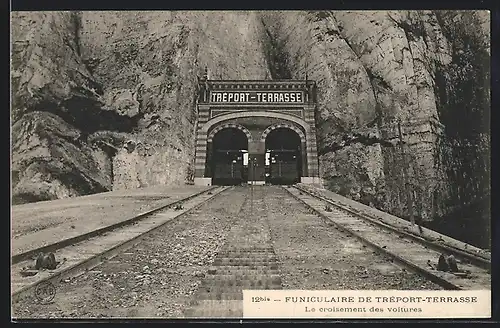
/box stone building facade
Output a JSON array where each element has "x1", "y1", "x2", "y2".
[{"x1": 194, "y1": 77, "x2": 322, "y2": 186}]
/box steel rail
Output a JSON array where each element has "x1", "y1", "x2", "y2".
[
  {"x1": 293, "y1": 185, "x2": 491, "y2": 270},
  {"x1": 284, "y1": 186, "x2": 490, "y2": 291},
  {"x1": 12, "y1": 186, "x2": 219, "y2": 265},
  {"x1": 12, "y1": 186, "x2": 230, "y2": 303}
]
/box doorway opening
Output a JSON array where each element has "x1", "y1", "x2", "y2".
[
  {"x1": 264, "y1": 127, "x2": 302, "y2": 185},
  {"x1": 211, "y1": 128, "x2": 248, "y2": 185}
]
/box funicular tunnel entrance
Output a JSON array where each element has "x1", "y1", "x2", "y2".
[
  {"x1": 265, "y1": 128, "x2": 302, "y2": 185},
  {"x1": 211, "y1": 128, "x2": 248, "y2": 185}
]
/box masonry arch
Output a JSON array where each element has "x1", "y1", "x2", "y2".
[
  {"x1": 194, "y1": 80, "x2": 320, "y2": 186},
  {"x1": 201, "y1": 111, "x2": 311, "y2": 136},
  {"x1": 207, "y1": 122, "x2": 253, "y2": 143},
  {"x1": 261, "y1": 123, "x2": 306, "y2": 143}
]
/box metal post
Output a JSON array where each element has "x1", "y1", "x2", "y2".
[
  {"x1": 250, "y1": 157, "x2": 254, "y2": 213},
  {"x1": 253, "y1": 157, "x2": 256, "y2": 186},
  {"x1": 397, "y1": 119, "x2": 415, "y2": 226}
]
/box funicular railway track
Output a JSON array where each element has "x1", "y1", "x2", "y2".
[
  {"x1": 284, "y1": 185, "x2": 491, "y2": 291},
  {"x1": 11, "y1": 186, "x2": 230, "y2": 304},
  {"x1": 12, "y1": 184, "x2": 490, "y2": 319},
  {"x1": 182, "y1": 187, "x2": 282, "y2": 318}
]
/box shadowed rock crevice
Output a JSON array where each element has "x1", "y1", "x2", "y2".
[
  {"x1": 429, "y1": 11, "x2": 490, "y2": 248},
  {"x1": 31, "y1": 96, "x2": 141, "y2": 135},
  {"x1": 318, "y1": 132, "x2": 395, "y2": 156},
  {"x1": 71, "y1": 11, "x2": 82, "y2": 57},
  {"x1": 260, "y1": 18, "x2": 292, "y2": 79}
]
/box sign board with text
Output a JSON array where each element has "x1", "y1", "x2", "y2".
[
  {"x1": 243, "y1": 290, "x2": 491, "y2": 319},
  {"x1": 210, "y1": 91, "x2": 304, "y2": 104}
]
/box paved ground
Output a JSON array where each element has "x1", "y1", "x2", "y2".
[{"x1": 11, "y1": 185, "x2": 211, "y2": 255}]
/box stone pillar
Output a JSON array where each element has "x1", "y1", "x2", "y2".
[
  {"x1": 305, "y1": 126, "x2": 319, "y2": 177},
  {"x1": 205, "y1": 142, "x2": 213, "y2": 177},
  {"x1": 194, "y1": 105, "x2": 211, "y2": 186},
  {"x1": 301, "y1": 141, "x2": 307, "y2": 177},
  {"x1": 301, "y1": 105, "x2": 321, "y2": 184},
  {"x1": 248, "y1": 140, "x2": 266, "y2": 185}
]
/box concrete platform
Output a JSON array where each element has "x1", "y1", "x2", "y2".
[
  {"x1": 194, "y1": 178, "x2": 212, "y2": 186},
  {"x1": 297, "y1": 184, "x2": 491, "y2": 257},
  {"x1": 300, "y1": 176, "x2": 325, "y2": 185},
  {"x1": 11, "y1": 185, "x2": 212, "y2": 256}
]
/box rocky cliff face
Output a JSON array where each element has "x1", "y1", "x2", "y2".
[
  {"x1": 260, "y1": 10, "x2": 490, "y2": 247},
  {"x1": 11, "y1": 11, "x2": 270, "y2": 203},
  {"x1": 10, "y1": 11, "x2": 490, "y2": 246}
]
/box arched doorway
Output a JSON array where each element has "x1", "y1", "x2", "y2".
[
  {"x1": 264, "y1": 127, "x2": 303, "y2": 185},
  {"x1": 210, "y1": 128, "x2": 249, "y2": 185}
]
